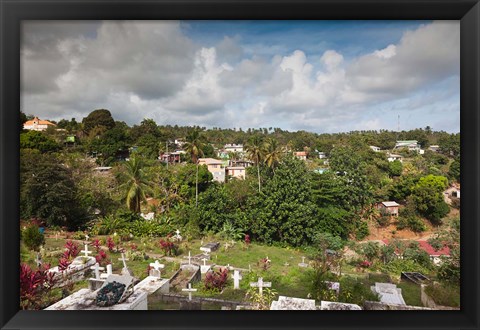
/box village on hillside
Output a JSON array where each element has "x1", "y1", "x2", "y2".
[{"x1": 19, "y1": 111, "x2": 460, "y2": 311}]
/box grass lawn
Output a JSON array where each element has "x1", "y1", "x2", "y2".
[{"x1": 397, "y1": 280, "x2": 423, "y2": 306}]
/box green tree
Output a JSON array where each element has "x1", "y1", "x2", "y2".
[
  {"x1": 448, "y1": 158, "x2": 460, "y2": 182},
  {"x1": 388, "y1": 160, "x2": 403, "y2": 177},
  {"x1": 82, "y1": 109, "x2": 115, "y2": 135},
  {"x1": 412, "y1": 175, "x2": 449, "y2": 225},
  {"x1": 245, "y1": 135, "x2": 266, "y2": 193},
  {"x1": 21, "y1": 156, "x2": 85, "y2": 229},
  {"x1": 264, "y1": 138, "x2": 282, "y2": 173},
  {"x1": 246, "y1": 156, "x2": 317, "y2": 246},
  {"x1": 184, "y1": 130, "x2": 206, "y2": 206},
  {"x1": 117, "y1": 157, "x2": 151, "y2": 213},
  {"x1": 20, "y1": 131, "x2": 60, "y2": 153}
]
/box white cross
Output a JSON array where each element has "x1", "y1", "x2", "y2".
[
  {"x1": 232, "y1": 270, "x2": 242, "y2": 290},
  {"x1": 90, "y1": 262, "x2": 105, "y2": 280},
  {"x1": 202, "y1": 258, "x2": 208, "y2": 266},
  {"x1": 100, "y1": 264, "x2": 113, "y2": 279},
  {"x1": 265, "y1": 256, "x2": 270, "y2": 263},
  {"x1": 85, "y1": 234, "x2": 90, "y2": 241},
  {"x1": 302, "y1": 256, "x2": 306, "y2": 264},
  {"x1": 182, "y1": 282, "x2": 197, "y2": 301},
  {"x1": 118, "y1": 252, "x2": 129, "y2": 269},
  {"x1": 184, "y1": 251, "x2": 192, "y2": 265},
  {"x1": 250, "y1": 277, "x2": 271, "y2": 296},
  {"x1": 224, "y1": 242, "x2": 229, "y2": 250},
  {"x1": 149, "y1": 260, "x2": 165, "y2": 278},
  {"x1": 35, "y1": 253, "x2": 42, "y2": 267},
  {"x1": 81, "y1": 244, "x2": 92, "y2": 258},
  {"x1": 175, "y1": 229, "x2": 180, "y2": 236}
]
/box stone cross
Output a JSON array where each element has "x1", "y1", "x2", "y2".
[
  {"x1": 232, "y1": 270, "x2": 242, "y2": 290},
  {"x1": 90, "y1": 262, "x2": 105, "y2": 280},
  {"x1": 250, "y1": 277, "x2": 271, "y2": 296},
  {"x1": 118, "y1": 252, "x2": 129, "y2": 269},
  {"x1": 100, "y1": 264, "x2": 113, "y2": 279},
  {"x1": 35, "y1": 253, "x2": 42, "y2": 267},
  {"x1": 149, "y1": 260, "x2": 165, "y2": 278},
  {"x1": 81, "y1": 244, "x2": 92, "y2": 258},
  {"x1": 182, "y1": 282, "x2": 197, "y2": 301},
  {"x1": 184, "y1": 251, "x2": 192, "y2": 265},
  {"x1": 85, "y1": 234, "x2": 90, "y2": 241},
  {"x1": 202, "y1": 258, "x2": 208, "y2": 266}
]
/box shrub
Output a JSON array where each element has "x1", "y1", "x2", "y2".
[
  {"x1": 20, "y1": 263, "x2": 56, "y2": 310},
  {"x1": 92, "y1": 215, "x2": 128, "y2": 235},
  {"x1": 63, "y1": 240, "x2": 80, "y2": 258},
  {"x1": 106, "y1": 237, "x2": 115, "y2": 252},
  {"x1": 22, "y1": 225, "x2": 45, "y2": 251},
  {"x1": 126, "y1": 219, "x2": 172, "y2": 237},
  {"x1": 397, "y1": 215, "x2": 426, "y2": 233},
  {"x1": 95, "y1": 250, "x2": 110, "y2": 267},
  {"x1": 204, "y1": 268, "x2": 229, "y2": 291},
  {"x1": 338, "y1": 276, "x2": 380, "y2": 305},
  {"x1": 158, "y1": 239, "x2": 178, "y2": 256},
  {"x1": 355, "y1": 221, "x2": 369, "y2": 240}
]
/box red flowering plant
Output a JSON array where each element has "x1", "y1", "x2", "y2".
[
  {"x1": 106, "y1": 236, "x2": 115, "y2": 252},
  {"x1": 359, "y1": 260, "x2": 372, "y2": 268},
  {"x1": 57, "y1": 240, "x2": 80, "y2": 271},
  {"x1": 20, "y1": 263, "x2": 56, "y2": 310},
  {"x1": 92, "y1": 239, "x2": 101, "y2": 252},
  {"x1": 159, "y1": 239, "x2": 177, "y2": 256},
  {"x1": 130, "y1": 243, "x2": 138, "y2": 251},
  {"x1": 258, "y1": 257, "x2": 271, "y2": 271},
  {"x1": 204, "y1": 267, "x2": 229, "y2": 292},
  {"x1": 95, "y1": 250, "x2": 111, "y2": 267},
  {"x1": 244, "y1": 234, "x2": 251, "y2": 247}
]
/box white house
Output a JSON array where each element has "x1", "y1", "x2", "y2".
[
  {"x1": 23, "y1": 117, "x2": 56, "y2": 131},
  {"x1": 394, "y1": 140, "x2": 421, "y2": 152},
  {"x1": 369, "y1": 146, "x2": 381, "y2": 152},
  {"x1": 225, "y1": 166, "x2": 246, "y2": 180},
  {"x1": 224, "y1": 144, "x2": 244, "y2": 153},
  {"x1": 294, "y1": 151, "x2": 307, "y2": 161},
  {"x1": 387, "y1": 153, "x2": 403, "y2": 163},
  {"x1": 198, "y1": 158, "x2": 225, "y2": 182}
]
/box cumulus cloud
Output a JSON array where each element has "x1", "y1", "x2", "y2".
[{"x1": 21, "y1": 20, "x2": 459, "y2": 133}]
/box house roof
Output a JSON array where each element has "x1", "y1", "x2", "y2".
[
  {"x1": 388, "y1": 154, "x2": 403, "y2": 158},
  {"x1": 417, "y1": 241, "x2": 450, "y2": 256},
  {"x1": 294, "y1": 151, "x2": 307, "y2": 156},
  {"x1": 199, "y1": 158, "x2": 223, "y2": 165},
  {"x1": 381, "y1": 201, "x2": 400, "y2": 207},
  {"x1": 226, "y1": 166, "x2": 245, "y2": 170},
  {"x1": 24, "y1": 117, "x2": 56, "y2": 126}
]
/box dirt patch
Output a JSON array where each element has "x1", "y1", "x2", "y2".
[{"x1": 365, "y1": 220, "x2": 434, "y2": 241}]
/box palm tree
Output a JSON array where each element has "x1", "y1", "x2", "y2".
[
  {"x1": 118, "y1": 157, "x2": 151, "y2": 213},
  {"x1": 245, "y1": 135, "x2": 266, "y2": 193},
  {"x1": 264, "y1": 138, "x2": 282, "y2": 173},
  {"x1": 183, "y1": 129, "x2": 205, "y2": 164},
  {"x1": 183, "y1": 130, "x2": 205, "y2": 207}
]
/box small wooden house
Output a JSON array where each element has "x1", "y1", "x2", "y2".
[{"x1": 377, "y1": 201, "x2": 400, "y2": 216}]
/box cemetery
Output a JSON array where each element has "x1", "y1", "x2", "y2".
[{"x1": 19, "y1": 227, "x2": 460, "y2": 311}]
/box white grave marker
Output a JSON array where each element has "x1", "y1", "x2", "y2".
[
  {"x1": 118, "y1": 252, "x2": 129, "y2": 269},
  {"x1": 35, "y1": 253, "x2": 42, "y2": 267},
  {"x1": 182, "y1": 283, "x2": 197, "y2": 301},
  {"x1": 81, "y1": 244, "x2": 92, "y2": 258},
  {"x1": 184, "y1": 251, "x2": 192, "y2": 265},
  {"x1": 90, "y1": 263, "x2": 105, "y2": 280},
  {"x1": 232, "y1": 270, "x2": 242, "y2": 290},
  {"x1": 250, "y1": 277, "x2": 271, "y2": 296},
  {"x1": 100, "y1": 264, "x2": 113, "y2": 279},
  {"x1": 202, "y1": 258, "x2": 208, "y2": 266},
  {"x1": 149, "y1": 260, "x2": 165, "y2": 278}
]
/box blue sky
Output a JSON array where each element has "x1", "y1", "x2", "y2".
[{"x1": 21, "y1": 20, "x2": 459, "y2": 133}]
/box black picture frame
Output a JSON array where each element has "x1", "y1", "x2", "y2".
[{"x1": 1, "y1": 0, "x2": 479, "y2": 329}]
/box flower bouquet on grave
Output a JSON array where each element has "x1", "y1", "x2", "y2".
[{"x1": 95, "y1": 281, "x2": 126, "y2": 307}]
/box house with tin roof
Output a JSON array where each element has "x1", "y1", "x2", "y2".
[{"x1": 23, "y1": 117, "x2": 56, "y2": 131}]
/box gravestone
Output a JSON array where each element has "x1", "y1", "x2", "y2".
[
  {"x1": 250, "y1": 277, "x2": 271, "y2": 296},
  {"x1": 173, "y1": 229, "x2": 182, "y2": 242},
  {"x1": 270, "y1": 296, "x2": 316, "y2": 310},
  {"x1": 81, "y1": 244, "x2": 92, "y2": 258},
  {"x1": 149, "y1": 260, "x2": 165, "y2": 278},
  {"x1": 35, "y1": 253, "x2": 42, "y2": 267},
  {"x1": 100, "y1": 264, "x2": 113, "y2": 279},
  {"x1": 182, "y1": 282, "x2": 197, "y2": 301},
  {"x1": 200, "y1": 242, "x2": 220, "y2": 254},
  {"x1": 90, "y1": 263, "x2": 105, "y2": 280},
  {"x1": 183, "y1": 251, "x2": 192, "y2": 265},
  {"x1": 232, "y1": 270, "x2": 242, "y2": 290},
  {"x1": 118, "y1": 252, "x2": 133, "y2": 276},
  {"x1": 298, "y1": 256, "x2": 308, "y2": 268},
  {"x1": 325, "y1": 281, "x2": 340, "y2": 295},
  {"x1": 200, "y1": 258, "x2": 211, "y2": 274}
]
